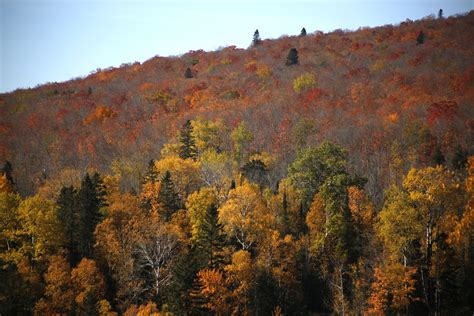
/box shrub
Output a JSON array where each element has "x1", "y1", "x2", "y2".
[{"x1": 293, "y1": 73, "x2": 317, "y2": 93}]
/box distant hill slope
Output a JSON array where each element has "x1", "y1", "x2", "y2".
[{"x1": 1, "y1": 11, "x2": 473, "y2": 198}]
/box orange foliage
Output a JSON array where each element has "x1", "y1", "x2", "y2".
[{"x1": 83, "y1": 105, "x2": 117, "y2": 125}]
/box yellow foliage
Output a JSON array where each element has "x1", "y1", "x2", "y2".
[
  {"x1": 0, "y1": 174, "x2": 13, "y2": 193},
  {"x1": 154, "y1": 156, "x2": 203, "y2": 197},
  {"x1": 218, "y1": 182, "x2": 274, "y2": 250},
  {"x1": 256, "y1": 63, "x2": 272, "y2": 79},
  {"x1": 293, "y1": 73, "x2": 317, "y2": 93},
  {"x1": 370, "y1": 59, "x2": 385, "y2": 72},
  {"x1": 18, "y1": 195, "x2": 63, "y2": 259}
]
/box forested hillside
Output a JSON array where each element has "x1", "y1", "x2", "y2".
[{"x1": 0, "y1": 11, "x2": 473, "y2": 315}]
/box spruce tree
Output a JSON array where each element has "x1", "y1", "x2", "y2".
[
  {"x1": 286, "y1": 48, "x2": 299, "y2": 65},
  {"x1": 197, "y1": 203, "x2": 225, "y2": 268},
  {"x1": 300, "y1": 27, "x2": 307, "y2": 36},
  {"x1": 184, "y1": 67, "x2": 193, "y2": 79},
  {"x1": 179, "y1": 120, "x2": 197, "y2": 160},
  {"x1": 417, "y1": 31, "x2": 425, "y2": 45},
  {"x1": 159, "y1": 171, "x2": 182, "y2": 220},
  {"x1": 252, "y1": 29, "x2": 261, "y2": 46},
  {"x1": 438, "y1": 9, "x2": 443, "y2": 19},
  {"x1": 143, "y1": 159, "x2": 159, "y2": 184},
  {"x1": 57, "y1": 186, "x2": 77, "y2": 264},
  {"x1": 75, "y1": 173, "x2": 105, "y2": 259}
]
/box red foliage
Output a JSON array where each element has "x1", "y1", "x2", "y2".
[{"x1": 427, "y1": 101, "x2": 458, "y2": 125}]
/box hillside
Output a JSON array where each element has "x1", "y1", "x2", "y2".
[
  {"x1": 1, "y1": 11, "x2": 474, "y2": 315},
  {"x1": 1, "y1": 12, "x2": 473, "y2": 198}
]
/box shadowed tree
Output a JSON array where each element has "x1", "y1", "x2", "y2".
[{"x1": 286, "y1": 48, "x2": 299, "y2": 66}]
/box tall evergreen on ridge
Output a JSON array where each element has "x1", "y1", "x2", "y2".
[
  {"x1": 300, "y1": 27, "x2": 307, "y2": 36},
  {"x1": 252, "y1": 29, "x2": 262, "y2": 46},
  {"x1": 179, "y1": 120, "x2": 198, "y2": 160},
  {"x1": 75, "y1": 172, "x2": 105, "y2": 259}
]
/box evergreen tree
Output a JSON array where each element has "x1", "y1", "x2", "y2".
[
  {"x1": 1, "y1": 161, "x2": 15, "y2": 189},
  {"x1": 241, "y1": 159, "x2": 269, "y2": 188},
  {"x1": 184, "y1": 67, "x2": 193, "y2": 79},
  {"x1": 159, "y1": 171, "x2": 182, "y2": 220},
  {"x1": 143, "y1": 159, "x2": 159, "y2": 184},
  {"x1": 197, "y1": 203, "x2": 225, "y2": 269},
  {"x1": 451, "y1": 146, "x2": 468, "y2": 170},
  {"x1": 75, "y1": 173, "x2": 105, "y2": 259},
  {"x1": 300, "y1": 27, "x2": 307, "y2": 36},
  {"x1": 56, "y1": 186, "x2": 77, "y2": 264},
  {"x1": 438, "y1": 9, "x2": 443, "y2": 19},
  {"x1": 252, "y1": 29, "x2": 261, "y2": 46},
  {"x1": 416, "y1": 31, "x2": 425, "y2": 44},
  {"x1": 286, "y1": 48, "x2": 299, "y2": 66},
  {"x1": 179, "y1": 120, "x2": 198, "y2": 160},
  {"x1": 432, "y1": 146, "x2": 446, "y2": 166}
]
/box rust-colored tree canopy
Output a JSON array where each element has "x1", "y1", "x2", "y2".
[{"x1": 0, "y1": 11, "x2": 473, "y2": 315}]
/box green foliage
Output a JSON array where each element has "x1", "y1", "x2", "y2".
[
  {"x1": 179, "y1": 120, "x2": 198, "y2": 160},
  {"x1": 75, "y1": 172, "x2": 106, "y2": 259},
  {"x1": 160, "y1": 171, "x2": 183, "y2": 219},
  {"x1": 300, "y1": 27, "x2": 307, "y2": 36},
  {"x1": 220, "y1": 90, "x2": 241, "y2": 100},
  {"x1": 186, "y1": 188, "x2": 225, "y2": 268},
  {"x1": 417, "y1": 31, "x2": 425, "y2": 44},
  {"x1": 231, "y1": 121, "x2": 254, "y2": 164},
  {"x1": 241, "y1": 159, "x2": 269, "y2": 188},
  {"x1": 56, "y1": 186, "x2": 76, "y2": 263},
  {"x1": 288, "y1": 141, "x2": 348, "y2": 209},
  {"x1": 293, "y1": 73, "x2": 316, "y2": 93}
]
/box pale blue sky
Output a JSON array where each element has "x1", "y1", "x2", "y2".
[{"x1": 1, "y1": 0, "x2": 472, "y2": 93}]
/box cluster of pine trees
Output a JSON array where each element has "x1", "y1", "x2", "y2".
[{"x1": 1, "y1": 117, "x2": 473, "y2": 315}]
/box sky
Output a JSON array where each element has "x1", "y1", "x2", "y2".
[{"x1": 0, "y1": 0, "x2": 472, "y2": 93}]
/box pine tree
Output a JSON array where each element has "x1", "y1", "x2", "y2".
[
  {"x1": 252, "y1": 29, "x2": 261, "y2": 46},
  {"x1": 75, "y1": 173, "x2": 105, "y2": 259},
  {"x1": 417, "y1": 31, "x2": 425, "y2": 45},
  {"x1": 286, "y1": 48, "x2": 299, "y2": 66},
  {"x1": 179, "y1": 120, "x2": 197, "y2": 160},
  {"x1": 438, "y1": 9, "x2": 443, "y2": 19},
  {"x1": 159, "y1": 171, "x2": 182, "y2": 220},
  {"x1": 56, "y1": 186, "x2": 77, "y2": 264},
  {"x1": 184, "y1": 67, "x2": 193, "y2": 79},
  {"x1": 300, "y1": 27, "x2": 307, "y2": 36}
]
